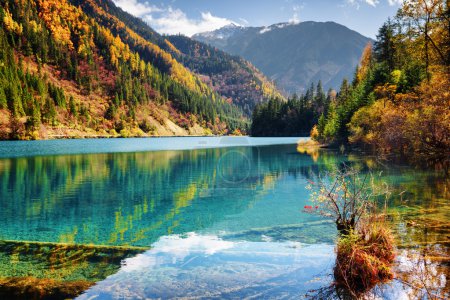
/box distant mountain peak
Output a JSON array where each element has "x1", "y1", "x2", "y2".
[
  {"x1": 258, "y1": 22, "x2": 296, "y2": 34},
  {"x1": 222, "y1": 23, "x2": 242, "y2": 29},
  {"x1": 194, "y1": 21, "x2": 371, "y2": 94},
  {"x1": 193, "y1": 23, "x2": 245, "y2": 41}
]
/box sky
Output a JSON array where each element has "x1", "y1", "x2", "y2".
[{"x1": 112, "y1": 0, "x2": 403, "y2": 38}]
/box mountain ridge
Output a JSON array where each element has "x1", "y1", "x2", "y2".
[{"x1": 194, "y1": 21, "x2": 372, "y2": 94}]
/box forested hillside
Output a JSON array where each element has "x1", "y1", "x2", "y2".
[
  {"x1": 313, "y1": 0, "x2": 449, "y2": 160},
  {"x1": 72, "y1": 0, "x2": 282, "y2": 116},
  {"x1": 251, "y1": 81, "x2": 332, "y2": 137},
  {"x1": 0, "y1": 0, "x2": 255, "y2": 139},
  {"x1": 165, "y1": 35, "x2": 283, "y2": 116},
  {"x1": 251, "y1": 0, "x2": 449, "y2": 162}
]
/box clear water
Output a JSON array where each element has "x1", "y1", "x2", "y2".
[
  {"x1": 0, "y1": 137, "x2": 448, "y2": 299},
  {"x1": 0, "y1": 136, "x2": 305, "y2": 158}
]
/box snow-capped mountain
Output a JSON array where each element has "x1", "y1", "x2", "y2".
[{"x1": 194, "y1": 21, "x2": 372, "y2": 94}]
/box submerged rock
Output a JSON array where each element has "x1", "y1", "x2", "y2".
[{"x1": 0, "y1": 276, "x2": 93, "y2": 300}]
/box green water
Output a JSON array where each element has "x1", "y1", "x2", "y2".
[{"x1": 0, "y1": 137, "x2": 448, "y2": 299}]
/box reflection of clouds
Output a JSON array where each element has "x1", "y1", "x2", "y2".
[
  {"x1": 122, "y1": 233, "x2": 234, "y2": 272},
  {"x1": 78, "y1": 232, "x2": 450, "y2": 299},
  {"x1": 365, "y1": 248, "x2": 449, "y2": 300},
  {"x1": 155, "y1": 233, "x2": 234, "y2": 255},
  {"x1": 392, "y1": 249, "x2": 449, "y2": 299},
  {"x1": 122, "y1": 254, "x2": 157, "y2": 272},
  {"x1": 78, "y1": 234, "x2": 335, "y2": 299}
]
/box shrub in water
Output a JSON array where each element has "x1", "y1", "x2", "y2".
[
  {"x1": 305, "y1": 166, "x2": 395, "y2": 296},
  {"x1": 334, "y1": 223, "x2": 395, "y2": 296}
]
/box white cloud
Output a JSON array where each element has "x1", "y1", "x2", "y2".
[
  {"x1": 113, "y1": 1, "x2": 237, "y2": 37},
  {"x1": 346, "y1": 0, "x2": 403, "y2": 8},
  {"x1": 346, "y1": 0, "x2": 379, "y2": 8},
  {"x1": 239, "y1": 18, "x2": 250, "y2": 26},
  {"x1": 148, "y1": 8, "x2": 236, "y2": 36},
  {"x1": 365, "y1": 0, "x2": 380, "y2": 6},
  {"x1": 113, "y1": 0, "x2": 162, "y2": 17},
  {"x1": 387, "y1": 0, "x2": 403, "y2": 5},
  {"x1": 289, "y1": 5, "x2": 302, "y2": 24}
]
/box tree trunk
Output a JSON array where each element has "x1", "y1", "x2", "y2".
[{"x1": 336, "y1": 218, "x2": 355, "y2": 235}]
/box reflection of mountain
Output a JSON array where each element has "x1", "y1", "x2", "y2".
[{"x1": 0, "y1": 143, "x2": 339, "y2": 298}]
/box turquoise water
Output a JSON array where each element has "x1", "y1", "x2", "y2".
[
  {"x1": 0, "y1": 136, "x2": 305, "y2": 158},
  {"x1": 0, "y1": 137, "x2": 448, "y2": 299}
]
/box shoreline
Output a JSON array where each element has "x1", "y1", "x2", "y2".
[
  {"x1": 0, "y1": 136, "x2": 309, "y2": 159},
  {"x1": 0, "y1": 135, "x2": 311, "y2": 141}
]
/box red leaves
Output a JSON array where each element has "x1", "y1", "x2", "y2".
[
  {"x1": 307, "y1": 179, "x2": 316, "y2": 185},
  {"x1": 303, "y1": 205, "x2": 319, "y2": 212}
]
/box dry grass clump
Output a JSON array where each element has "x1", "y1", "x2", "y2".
[{"x1": 334, "y1": 222, "x2": 395, "y2": 296}]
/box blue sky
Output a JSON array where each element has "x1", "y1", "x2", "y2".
[{"x1": 113, "y1": 0, "x2": 403, "y2": 38}]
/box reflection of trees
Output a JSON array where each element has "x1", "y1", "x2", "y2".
[
  {"x1": 0, "y1": 149, "x2": 263, "y2": 246},
  {"x1": 390, "y1": 193, "x2": 450, "y2": 299},
  {"x1": 386, "y1": 163, "x2": 449, "y2": 297},
  {"x1": 0, "y1": 145, "x2": 448, "y2": 298},
  {"x1": 0, "y1": 145, "x2": 328, "y2": 248},
  {"x1": 0, "y1": 240, "x2": 144, "y2": 281},
  {"x1": 0, "y1": 240, "x2": 145, "y2": 299},
  {"x1": 0, "y1": 144, "x2": 316, "y2": 294},
  {"x1": 298, "y1": 149, "x2": 450, "y2": 298},
  {"x1": 1, "y1": 145, "x2": 446, "y2": 247},
  {"x1": 395, "y1": 246, "x2": 450, "y2": 299}
]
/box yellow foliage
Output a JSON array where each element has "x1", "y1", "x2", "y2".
[
  {"x1": 37, "y1": 0, "x2": 96, "y2": 52},
  {"x1": 349, "y1": 100, "x2": 397, "y2": 149},
  {"x1": 356, "y1": 43, "x2": 373, "y2": 82},
  {"x1": 3, "y1": 9, "x2": 23, "y2": 35},
  {"x1": 78, "y1": 0, "x2": 210, "y2": 94},
  {"x1": 28, "y1": 20, "x2": 41, "y2": 33},
  {"x1": 77, "y1": 43, "x2": 89, "y2": 58},
  {"x1": 231, "y1": 128, "x2": 243, "y2": 136},
  {"x1": 310, "y1": 125, "x2": 319, "y2": 140},
  {"x1": 390, "y1": 70, "x2": 402, "y2": 84},
  {"x1": 349, "y1": 72, "x2": 449, "y2": 157},
  {"x1": 164, "y1": 39, "x2": 181, "y2": 55},
  {"x1": 374, "y1": 83, "x2": 397, "y2": 103}
]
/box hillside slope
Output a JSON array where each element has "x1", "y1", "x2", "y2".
[
  {"x1": 194, "y1": 22, "x2": 372, "y2": 94},
  {"x1": 0, "y1": 0, "x2": 250, "y2": 140},
  {"x1": 72, "y1": 0, "x2": 283, "y2": 116},
  {"x1": 165, "y1": 35, "x2": 284, "y2": 115}
]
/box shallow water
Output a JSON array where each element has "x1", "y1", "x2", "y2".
[{"x1": 0, "y1": 137, "x2": 448, "y2": 299}]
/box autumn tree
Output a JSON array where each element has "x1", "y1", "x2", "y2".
[{"x1": 398, "y1": 0, "x2": 449, "y2": 77}]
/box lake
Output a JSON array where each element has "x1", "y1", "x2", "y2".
[{"x1": 0, "y1": 137, "x2": 448, "y2": 299}]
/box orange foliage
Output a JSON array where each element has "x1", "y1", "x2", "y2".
[
  {"x1": 349, "y1": 72, "x2": 450, "y2": 157},
  {"x1": 356, "y1": 43, "x2": 373, "y2": 83},
  {"x1": 80, "y1": 0, "x2": 208, "y2": 94}
]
